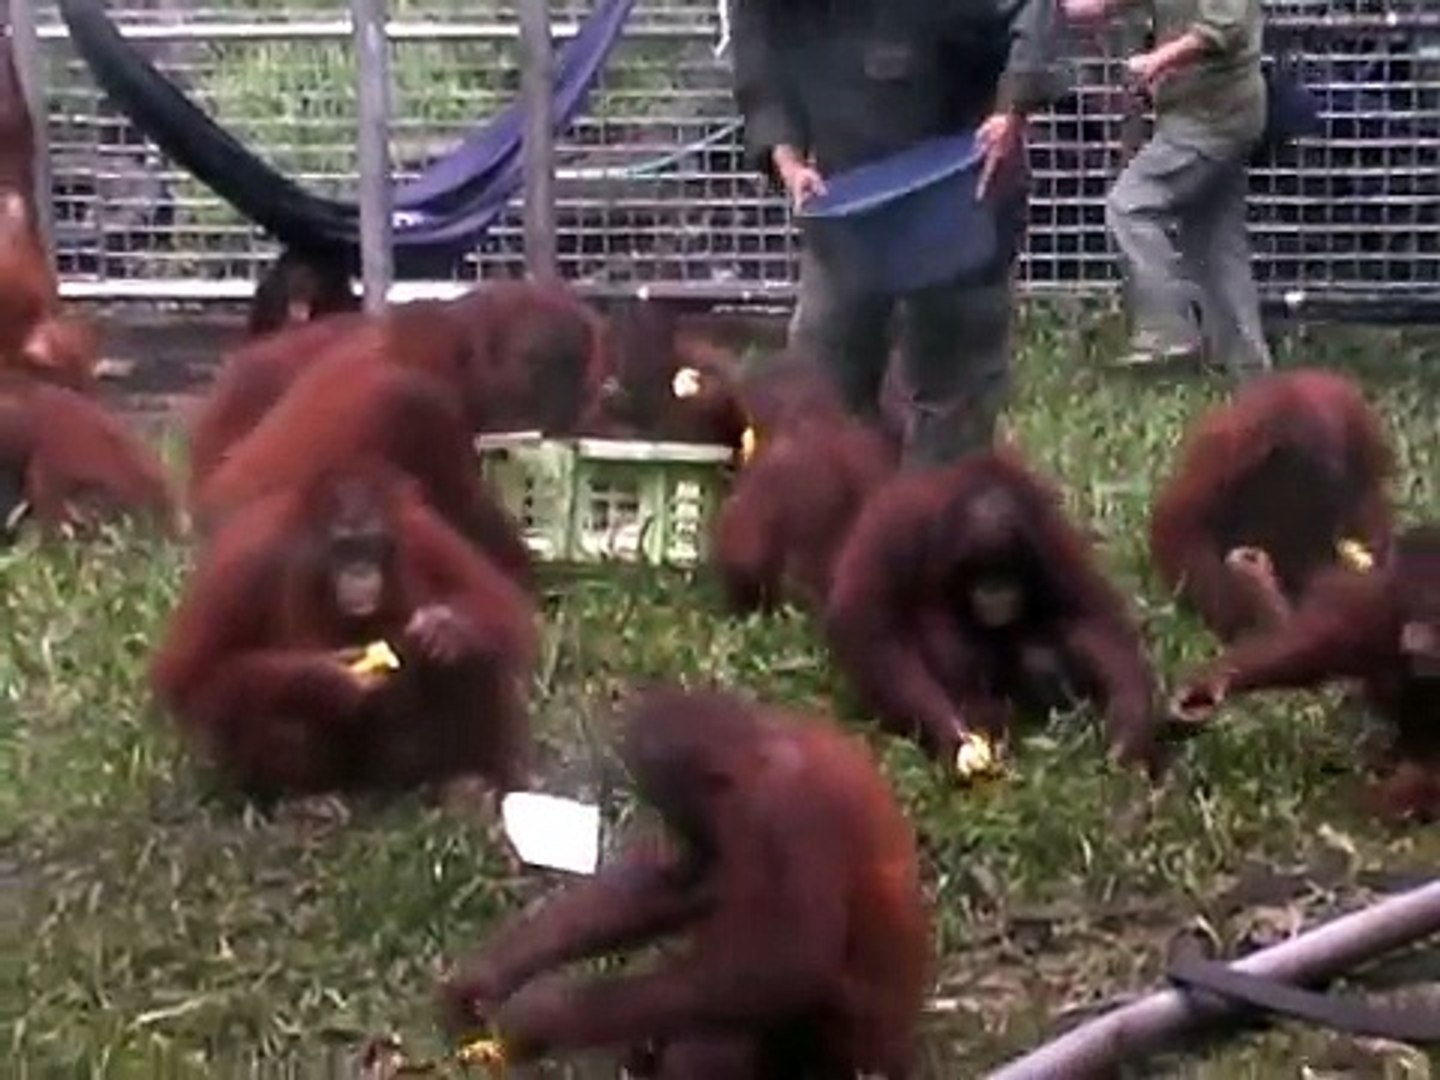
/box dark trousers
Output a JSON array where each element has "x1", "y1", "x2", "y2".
[
  {"x1": 1106, "y1": 130, "x2": 1272, "y2": 378},
  {"x1": 788, "y1": 186, "x2": 1027, "y2": 468}
]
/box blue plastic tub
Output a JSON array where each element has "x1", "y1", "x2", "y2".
[{"x1": 797, "y1": 132, "x2": 993, "y2": 296}]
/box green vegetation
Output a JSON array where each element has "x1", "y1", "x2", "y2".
[
  {"x1": 42, "y1": 0, "x2": 705, "y2": 241},
  {"x1": 4, "y1": 306, "x2": 1439, "y2": 1076}
]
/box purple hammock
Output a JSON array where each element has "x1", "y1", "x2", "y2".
[{"x1": 57, "y1": 0, "x2": 635, "y2": 272}]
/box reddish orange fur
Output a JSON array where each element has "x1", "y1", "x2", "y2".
[
  {"x1": 0, "y1": 375, "x2": 177, "y2": 536},
  {"x1": 713, "y1": 359, "x2": 897, "y2": 613},
  {"x1": 581, "y1": 301, "x2": 749, "y2": 451},
  {"x1": 439, "y1": 281, "x2": 606, "y2": 434},
  {"x1": 187, "y1": 282, "x2": 603, "y2": 493},
  {"x1": 192, "y1": 352, "x2": 534, "y2": 589},
  {"x1": 16, "y1": 311, "x2": 102, "y2": 391},
  {"x1": 441, "y1": 687, "x2": 931, "y2": 1077},
  {"x1": 1149, "y1": 369, "x2": 1394, "y2": 642},
  {"x1": 0, "y1": 36, "x2": 99, "y2": 392},
  {"x1": 735, "y1": 353, "x2": 855, "y2": 435},
  {"x1": 0, "y1": 31, "x2": 37, "y2": 212},
  {"x1": 1, "y1": 34, "x2": 59, "y2": 380},
  {"x1": 1176, "y1": 525, "x2": 1440, "y2": 824},
  {"x1": 186, "y1": 315, "x2": 369, "y2": 495},
  {"x1": 0, "y1": 192, "x2": 100, "y2": 392},
  {"x1": 150, "y1": 461, "x2": 537, "y2": 798},
  {"x1": 1369, "y1": 762, "x2": 1440, "y2": 825},
  {"x1": 0, "y1": 192, "x2": 55, "y2": 358},
  {"x1": 826, "y1": 448, "x2": 1162, "y2": 775}
]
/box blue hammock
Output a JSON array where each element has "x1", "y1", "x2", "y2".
[{"x1": 57, "y1": 0, "x2": 634, "y2": 270}]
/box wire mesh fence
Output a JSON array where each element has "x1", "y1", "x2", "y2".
[{"x1": 25, "y1": 0, "x2": 1440, "y2": 309}]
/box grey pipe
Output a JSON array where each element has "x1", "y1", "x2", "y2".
[{"x1": 989, "y1": 880, "x2": 1440, "y2": 1080}]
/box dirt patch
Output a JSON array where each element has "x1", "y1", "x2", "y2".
[{"x1": 88, "y1": 308, "x2": 246, "y2": 431}]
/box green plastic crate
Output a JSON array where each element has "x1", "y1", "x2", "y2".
[{"x1": 474, "y1": 432, "x2": 733, "y2": 566}]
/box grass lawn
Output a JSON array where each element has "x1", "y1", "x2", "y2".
[{"x1": 4, "y1": 302, "x2": 1438, "y2": 1077}]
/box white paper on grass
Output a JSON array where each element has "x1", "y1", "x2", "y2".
[{"x1": 501, "y1": 792, "x2": 601, "y2": 875}]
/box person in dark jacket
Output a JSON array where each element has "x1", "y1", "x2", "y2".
[{"x1": 731, "y1": 0, "x2": 1067, "y2": 466}]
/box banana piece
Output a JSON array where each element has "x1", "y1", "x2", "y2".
[
  {"x1": 954, "y1": 733, "x2": 1003, "y2": 780},
  {"x1": 671, "y1": 366, "x2": 703, "y2": 399},
  {"x1": 1337, "y1": 538, "x2": 1374, "y2": 572},
  {"x1": 456, "y1": 1037, "x2": 508, "y2": 1071},
  {"x1": 739, "y1": 425, "x2": 758, "y2": 465},
  {"x1": 348, "y1": 639, "x2": 401, "y2": 677}
]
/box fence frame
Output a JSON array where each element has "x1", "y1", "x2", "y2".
[{"x1": 15, "y1": 4, "x2": 1440, "y2": 319}]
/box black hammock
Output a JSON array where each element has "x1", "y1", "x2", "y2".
[{"x1": 57, "y1": 0, "x2": 635, "y2": 272}]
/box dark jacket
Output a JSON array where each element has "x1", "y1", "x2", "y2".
[{"x1": 732, "y1": 0, "x2": 1068, "y2": 178}]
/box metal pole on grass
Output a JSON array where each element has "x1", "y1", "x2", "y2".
[
  {"x1": 8, "y1": 0, "x2": 55, "y2": 269},
  {"x1": 518, "y1": 0, "x2": 558, "y2": 281},
  {"x1": 989, "y1": 881, "x2": 1440, "y2": 1079},
  {"x1": 351, "y1": 0, "x2": 393, "y2": 313}
]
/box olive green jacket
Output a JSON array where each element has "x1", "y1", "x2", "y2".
[
  {"x1": 1127, "y1": 0, "x2": 1267, "y2": 151},
  {"x1": 731, "y1": 0, "x2": 1069, "y2": 178}
]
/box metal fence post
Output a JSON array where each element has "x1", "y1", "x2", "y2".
[
  {"x1": 518, "y1": 0, "x2": 558, "y2": 281},
  {"x1": 351, "y1": 0, "x2": 393, "y2": 312},
  {"x1": 30, "y1": 9, "x2": 1440, "y2": 317},
  {"x1": 9, "y1": 0, "x2": 55, "y2": 270},
  {"x1": 1114, "y1": 15, "x2": 1147, "y2": 337}
]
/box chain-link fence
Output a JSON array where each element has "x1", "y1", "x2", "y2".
[{"x1": 26, "y1": 1, "x2": 1440, "y2": 310}]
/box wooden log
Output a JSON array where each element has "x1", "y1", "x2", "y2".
[{"x1": 989, "y1": 881, "x2": 1440, "y2": 1079}]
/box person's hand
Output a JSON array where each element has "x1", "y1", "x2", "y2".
[
  {"x1": 772, "y1": 145, "x2": 826, "y2": 210},
  {"x1": 1061, "y1": 0, "x2": 1112, "y2": 23},
  {"x1": 1126, "y1": 48, "x2": 1171, "y2": 93},
  {"x1": 976, "y1": 111, "x2": 1026, "y2": 200}
]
